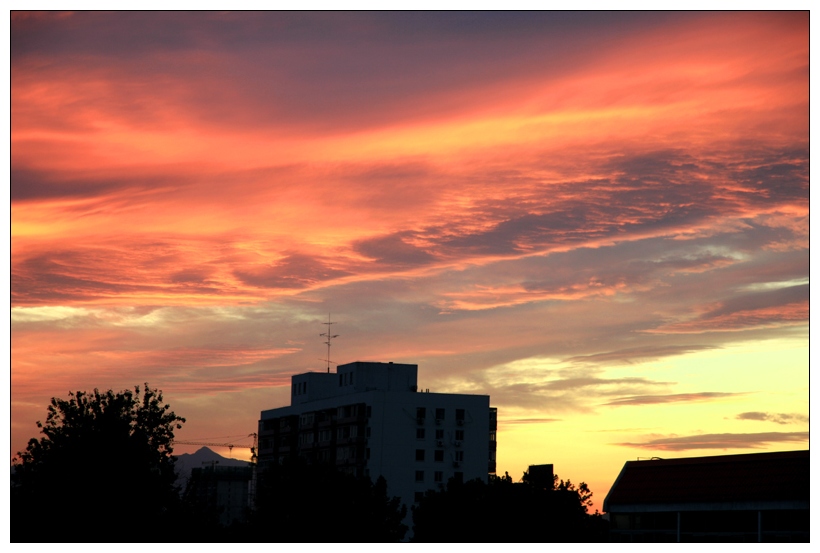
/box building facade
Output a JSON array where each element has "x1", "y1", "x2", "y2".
[
  {"x1": 186, "y1": 464, "x2": 254, "y2": 527},
  {"x1": 258, "y1": 361, "x2": 497, "y2": 512}
]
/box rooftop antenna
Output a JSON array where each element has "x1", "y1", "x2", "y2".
[{"x1": 320, "y1": 314, "x2": 339, "y2": 373}]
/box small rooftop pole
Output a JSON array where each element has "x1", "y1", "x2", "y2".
[{"x1": 320, "y1": 314, "x2": 339, "y2": 373}]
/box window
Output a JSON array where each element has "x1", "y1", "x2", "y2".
[
  {"x1": 434, "y1": 471, "x2": 443, "y2": 482},
  {"x1": 435, "y1": 429, "x2": 444, "y2": 440},
  {"x1": 455, "y1": 451, "x2": 464, "y2": 462},
  {"x1": 415, "y1": 470, "x2": 424, "y2": 482},
  {"x1": 416, "y1": 407, "x2": 426, "y2": 419},
  {"x1": 489, "y1": 431, "x2": 497, "y2": 441},
  {"x1": 350, "y1": 373, "x2": 354, "y2": 385},
  {"x1": 436, "y1": 408, "x2": 445, "y2": 420},
  {"x1": 456, "y1": 408, "x2": 465, "y2": 420},
  {"x1": 416, "y1": 428, "x2": 425, "y2": 440},
  {"x1": 416, "y1": 449, "x2": 425, "y2": 461},
  {"x1": 455, "y1": 430, "x2": 464, "y2": 441},
  {"x1": 339, "y1": 374, "x2": 343, "y2": 386},
  {"x1": 434, "y1": 450, "x2": 444, "y2": 462}
]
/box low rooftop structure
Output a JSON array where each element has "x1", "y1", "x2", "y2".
[{"x1": 604, "y1": 450, "x2": 809, "y2": 542}]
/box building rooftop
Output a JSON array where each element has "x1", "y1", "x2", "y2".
[{"x1": 604, "y1": 450, "x2": 809, "y2": 510}]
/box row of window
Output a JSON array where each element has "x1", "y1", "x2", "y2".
[
  {"x1": 416, "y1": 428, "x2": 464, "y2": 441},
  {"x1": 336, "y1": 445, "x2": 359, "y2": 460},
  {"x1": 415, "y1": 470, "x2": 446, "y2": 483},
  {"x1": 416, "y1": 449, "x2": 464, "y2": 462},
  {"x1": 298, "y1": 426, "x2": 363, "y2": 445},
  {"x1": 297, "y1": 425, "x2": 369, "y2": 445},
  {"x1": 294, "y1": 405, "x2": 371, "y2": 429},
  {"x1": 416, "y1": 407, "x2": 466, "y2": 420}
]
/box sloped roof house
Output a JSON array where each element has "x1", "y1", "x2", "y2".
[{"x1": 604, "y1": 450, "x2": 809, "y2": 542}]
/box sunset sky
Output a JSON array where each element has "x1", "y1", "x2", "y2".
[{"x1": 10, "y1": 11, "x2": 809, "y2": 513}]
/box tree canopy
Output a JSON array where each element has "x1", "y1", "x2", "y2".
[
  {"x1": 12, "y1": 385, "x2": 185, "y2": 542},
  {"x1": 244, "y1": 459, "x2": 408, "y2": 542},
  {"x1": 411, "y1": 470, "x2": 608, "y2": 542}
]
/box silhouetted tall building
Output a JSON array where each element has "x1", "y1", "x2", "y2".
[
  {"x1": 187, "y1": 464, "x2": 253, "y2": 526},
  {"x1": 258, "y1": 361, "x2": 497, "y2": 513}
]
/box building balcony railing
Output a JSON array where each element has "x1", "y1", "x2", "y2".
[{"x1": 337, "y1": 414, "x2": 367, "y2": 425}]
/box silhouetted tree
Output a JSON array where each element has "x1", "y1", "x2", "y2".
[
  {"x1": 12, "y1": 385, "x2": 185, "y2": 542},
  {"x1": 245, "y1": 459, "x2": 408, "y2": 542},
  {"x1": 412, "y1": 470, "x2": 608, "y2": 542},
  {"x1": 555, "y1": 478, "x2": 594, "y2": 514}
]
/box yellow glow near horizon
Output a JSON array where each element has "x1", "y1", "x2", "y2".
[{"x1": 494, "y1": 338, "x2": 809, "y2": 513}]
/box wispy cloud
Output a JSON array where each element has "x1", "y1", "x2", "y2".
[
  {"x1": 649, "y1": 284, "x2": 809, "y2": 334},
  {"x1": 501, "y1": 417, "x2": 563, "y2": 425},
  {"x1": 564, "y1": 345, "x2": 717, "y2": 366},
  {"x1": 603, "y1": 392, "x2": 743, "y2": 407},
  {"x1": 735, "y1": 412, "x2": 808, "y2": 425},
  {"x1": 614, "y1": 431, "x2": 809, "y2": 451},
  {"x1": 10, "y1": 12, "x2": 808, "y2": 505}
]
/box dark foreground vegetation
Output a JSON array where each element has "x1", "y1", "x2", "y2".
[
  {"x1": 12, "y1": 386, "x2": 605, "y2": 542},
  {"x1": 243, "y1": 461, "x2": 408, "y2": 542},
  {"x1": 412, "y1": 472, "x2": 608, "y2": 542},
  {"x1": 12, "y1": 385, "x2": 185, "y2": 541}
]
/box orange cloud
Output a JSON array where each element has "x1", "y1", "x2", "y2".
[{"x1": 10, "y1": 13, "x2": 808, "y2": 501}]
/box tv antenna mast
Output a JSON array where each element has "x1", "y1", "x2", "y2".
[{"x1": 320, "y1": 314, "x2": 339, "y2": 373}]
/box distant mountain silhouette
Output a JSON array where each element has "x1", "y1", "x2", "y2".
[{"x1": 174, "y1": 447, "x2": 251, "y2": 488}]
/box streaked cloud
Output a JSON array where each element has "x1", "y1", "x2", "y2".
[
  {"x1": 614, "y1": 431, "x2": 809, "y2": 451},
  {"x1": 735, "y1": 412, "x2": 808, "y2": 425},
  {"x1": 501, "y1": 417, "x2": 563, "y2": 425},
  {"x1": 10, "y1": 12, "x2": 808, "y2": 511},
  {"x1": 603, "y1": 392, "x2": 744, "y2": 407},
  {"x1": 564, "y1": 345, "x2": 718, "y2": 366}
]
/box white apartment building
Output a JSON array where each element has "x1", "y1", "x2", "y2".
[{"x1": 257, "y1": 361, "x2": 497, "y2": 512}]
